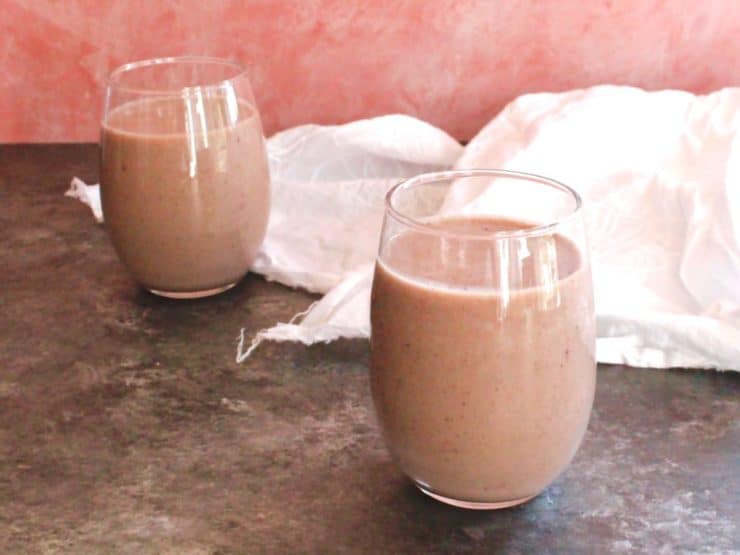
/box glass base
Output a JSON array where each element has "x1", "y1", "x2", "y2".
[
  {"x1": 148, "y1": 282, "x2": 236, "y2": 299},
  {"x1": 416, "y1": 483, "x2": 536, "y2": 510}
]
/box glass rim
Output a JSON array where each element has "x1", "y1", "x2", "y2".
[
  {"x1": 385, "y1": 168, "x2": 583, "y2": 240},
  {"x1": 106, "y1": 56, "x2": 249, "y2": 95}
]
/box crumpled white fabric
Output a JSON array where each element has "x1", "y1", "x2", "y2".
[
  {"x1": 455, "y1": 86, "x2": 740, "y2": 369},
  {"x1": 66, "y1": 177, "x2": 103, "y2": 222},
  {"x1": 67, "y1": 87, "x2": 740, "y2": 370},
  {"x1": 251, "y1": 116, "x2": 463, "y2": 292}
]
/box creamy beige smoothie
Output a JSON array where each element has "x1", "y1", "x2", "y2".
[
  {"x1": 100, "y1": 95, "x2": 270, "y2": 296},
  {"x1": 370, "y1": 216, "x2": 595, "y2": 506}
]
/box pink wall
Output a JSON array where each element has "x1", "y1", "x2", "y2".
[{"x1": 2, "y1": 0, "x2": 740, "y2": 143}]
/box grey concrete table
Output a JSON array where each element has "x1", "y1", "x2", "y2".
[{"x1": 1, "y1": 144, "x2": 739, "y2": 554}]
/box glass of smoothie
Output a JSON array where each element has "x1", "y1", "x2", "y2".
[
  {"x1": 370, "y1": 169, "x2": 596, "y2": 509},
  {"x1": 100, "y1": 56, "x2": 270, "y2": 298}
]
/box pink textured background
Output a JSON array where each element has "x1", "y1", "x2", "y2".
[{"x1": 2, "y1": 0, "x2": 740, "y2": 143}]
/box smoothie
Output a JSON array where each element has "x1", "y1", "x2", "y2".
[
  {"x1": 100, "y1": 95, "x2": 270, "y2": 296},
  {"x1": 370, "y1": 216, "x2": 595, "y2": 505}
]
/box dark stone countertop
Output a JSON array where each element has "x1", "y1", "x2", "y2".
[{"x1": 1, "y1": 144, "x2": 738, "y2": 554}]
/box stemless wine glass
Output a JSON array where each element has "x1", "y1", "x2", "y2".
[
  {"x1": 100, "y1": 56, "x2": 270, "y2": 298},
  {"x1": 370, "y1": 169, "x2": 596, "y2": 510}
]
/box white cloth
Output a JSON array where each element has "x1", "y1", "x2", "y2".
[
  {"x1": 67, "y1": 87, "x2": 740, "y2": 370},
  {"x1": 66, "y1": 177, "x2": 103, "y2": 222}
]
